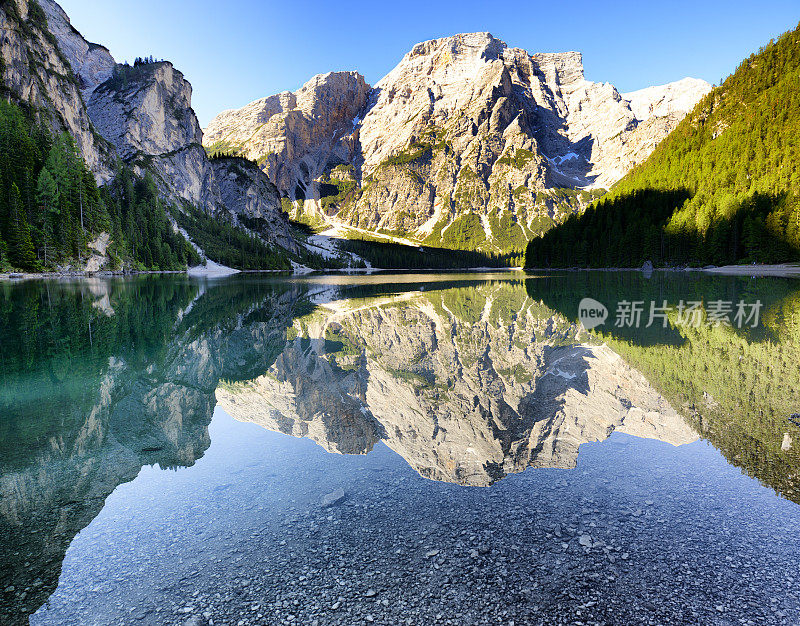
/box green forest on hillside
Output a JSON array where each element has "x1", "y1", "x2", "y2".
[
  {"x1": 337, "y1": 238, "x2": 523, "y2": 269},
  {"x1": 0, "y1": 100, "x2": 199, "y2": 272},
  {"x1": 526, "y1": 24, "x2": 800, "y2": 268},
  {"x1": 0, "y1": 97, "x2": 303, "y2": 273},
  {"x1": 174, "y1": 204, "x2": 293, "y2": 271}
]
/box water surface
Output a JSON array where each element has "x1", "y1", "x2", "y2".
[{"x1": 1, "y1": 272, "x2": 799, "y2": 624}]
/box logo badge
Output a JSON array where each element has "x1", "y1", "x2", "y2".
[{"x1": 578, "y1": 298, "x2": 608, "y2": 330}]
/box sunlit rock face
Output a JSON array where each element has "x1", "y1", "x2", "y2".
[
  {"x1": 0, "y1": 0, "x2": 299, "y2": 256},
  {"x1": 205, "y1": 33, "x2": 710, "y2": 249},
  {"x1": 217, "y1": 283, "x2": 698, "y2": 486},
  {"x1": 204, "y1": 72, "x2": 371, "y2": 199}
]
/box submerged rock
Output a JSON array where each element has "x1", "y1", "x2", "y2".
[{"x1": 321, "y1": 489, "x2": 346, "y2": 508}]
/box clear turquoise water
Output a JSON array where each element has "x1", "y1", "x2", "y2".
[{"x1": 1, "y1": 272, "x2": 798, "y2": 624}]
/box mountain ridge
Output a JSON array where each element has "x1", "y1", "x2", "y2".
[{"x1": 205, "y1": 32, "x2": 711, "y2": 252}]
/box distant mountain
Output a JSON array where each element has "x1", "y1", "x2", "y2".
[
  {"x1": 526, "y1": 24, "x2": 800, "y2": 268},
  {"x1": 0, "y1": 0, "x2": 300, "y2": 273},
  {"x1": 205, "y1": 33, "x2": 710, "y2": 252}
]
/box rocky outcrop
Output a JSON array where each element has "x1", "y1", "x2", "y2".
[
  {"x1": 210, "y1": 157, "x2": 299, "y2": 253},
  {"x1": 217, "y1": 283, "x2": 698, "y2": 486},
  {"x1": 37, "y1": 0, "x2": 114, "y2": 95},
  {"x1": 623, "y1": 77, "x2": 713, "y2": 121},
  {"x1": 83, "y1": 58, "x2": 298, "y2": 252},
  {"x1": 88, "y1": 62, "x2": 202, "y2": 159},
  {"x1": 86, "y1": 61, "x2": 221, "y2": 211},
  {"x1": 0, "y1": 0, "x2": 115, "y2": 182},
  {"x1": 204, "y1": 72, "x2": 371, "y2": 204},
  {"x1": 0, "y1": 0, "x2": 300, "y2": 261},
  {"x1": 205, "y1": 33, "x2": 710, "y2": 251}
]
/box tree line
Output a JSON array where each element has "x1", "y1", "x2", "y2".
[
  {"x1": 338, "y1": 237, "x2": 524, "y2": 269},
  {"x1": 0, "y1": 99, "x2": 198, "y2": 272}
]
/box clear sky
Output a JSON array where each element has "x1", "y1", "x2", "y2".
[{"x1": 58, "y1": 0, "x2": 800, "y2": 127}]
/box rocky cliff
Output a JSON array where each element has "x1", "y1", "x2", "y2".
[
  {"x1": 0, "y1": 0, "x2": 115, "y2": 182},
  {"x1": 0, "y1": 0, "x2": 299, "y2": 262},
  {"x1": 205, "y1": 33, "x2": 711, "y2": 252},
  {"x1": 87, "y1": 60, "x2": 222, "y2": 212},
  {"x1": 210, "y1": 156, "x2": 300, "y2": 253},
  {"x1": 204, "y1": 72, "x2": 371, "y2": 199},
  {"x1": 217, "y1": 282, "x2": 697, "y2": 486}
]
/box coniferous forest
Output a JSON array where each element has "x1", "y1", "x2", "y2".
[
  {"x1": 0, "y1": 100, "x2": 199, "y2": 272},
  {"x1": 337, "y1": 238, "x2": 523, "y2": 269},
  {"x1": 526, "y1": 23, "x2": 800, "y2": 268}
]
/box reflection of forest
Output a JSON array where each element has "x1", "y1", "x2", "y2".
[
  {"x1": 0, "y1": 277, "x2": 307, "y2": 624},
  {"x1": 526, "y1": 272, "x2": 800, "y2": 504}
]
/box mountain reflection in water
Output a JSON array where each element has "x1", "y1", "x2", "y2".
[
  {"x1": 0, "y1": 272, "x2": 799, "y2": 624},
  {"x1": 217, "y1": 282, "x2": 696, "y2": 486}
]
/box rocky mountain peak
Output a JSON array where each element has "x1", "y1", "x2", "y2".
[
  {"x1": 204, "y1": 70, "x2": 370, "y2": 197},
  {"x1": 89, "y1": 61, "x2": 202, "y2": 160},
  {"x1": 623, "y1": 76, "x2": 711, "y2": 121},
  {"x1": 203, "y1": 33, "x2": 711, "y2": 252},
  {"x1": 403, "y1": 31, "x2": 506, "y2": 64},
  {"x1": 295, "y1": 71, "x2": 370, "y2": 119}
]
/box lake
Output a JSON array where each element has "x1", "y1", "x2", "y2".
[{"x1": 1, "y1": 272, "x2": 799, "y2": 625}]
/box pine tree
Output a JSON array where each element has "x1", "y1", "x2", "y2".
[
  {"x1": 8, "y1": 183, "x2": 38, "y2": 270},
  {"x1": 36, "y1": 167, "x2": 59, "y2": 264}
]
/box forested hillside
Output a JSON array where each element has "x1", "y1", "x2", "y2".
[
  {"x1": 526, "y1": 24, "x2": 800, "y2": 268},
  {"x1": 337, "y1": 238, "x2": 523, "y2": 269},
  {"x1": 0, "y1": 100, "x2": 198, "y2": 271}
]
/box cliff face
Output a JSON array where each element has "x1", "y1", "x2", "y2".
[
  {"x1": 0, "y1": 0, "x2": 299, "y2": 260},
  {"x1": 210, "y1": 157, "x2": 300, "y2": 253},
  {"x1": 205, "y1": 33, "x2": 710, "y2": 251},
  {"x1": 36, "y1": 0, "x2": 114, "y2": 95},
  {"x1": 0, "y1": 0, "x2": 115, "y2": 182},
  {"x1": 623, "y1": 77, "x2": 713, "y2": 121},
  {"x1": 217, "y1": 283, "x2": 698, "y2": 486},
  {"x1": 204, "y1": 72, "x2": 371, "y2": 200},
  {"x1": 87, "y1": 61, "x2": 222, "y2": 212}
]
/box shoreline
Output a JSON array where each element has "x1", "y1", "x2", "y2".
[
  {"x1": 5, "y1": 263, "x2": 799, "y2": 282},
  {"x1": 697, "y1": 263, "x2": 800, "y2": 277},
  {"x1": 523, "y1": 263, "x2": 800, "y2": 278},
  {"x1": 0, "y1": 266, "x2": 526, "y2": 282}
]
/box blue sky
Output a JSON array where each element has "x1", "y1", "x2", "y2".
[{"x1": 58, "y1": 0, "x2": 800, "y2": 127}]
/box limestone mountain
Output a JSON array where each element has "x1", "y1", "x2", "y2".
[
  {"x1": 205, "y1": 33, "x2": 710, "y2": 252},
  {"x1": 0, "y1": 0, "x2": 299, "y2": 272}
]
